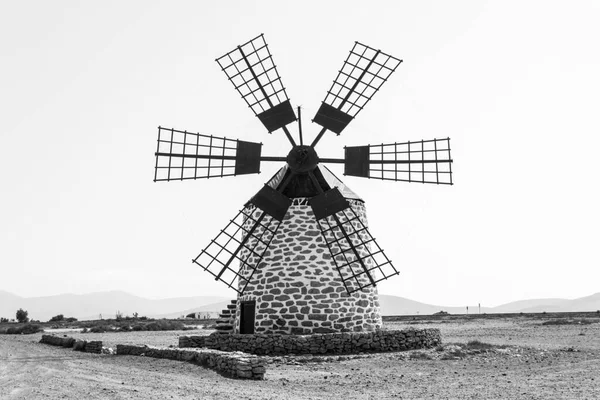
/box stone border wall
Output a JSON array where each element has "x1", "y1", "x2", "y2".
[
  {"x1": 74, "y1": 339, "x2": 103, "y2": 353},
  {"x1": 40, "y1": 335, "x2": 103, "y2": 353},
  {"x1": 40, "y1": 334, "x2": 76, "y2": 348},
  {"x1": 179, "y1": 328, "x2": 441, "y2": 356},
  {"x1": 116, "y1": 345, "x2": 265, "y2": 380}
]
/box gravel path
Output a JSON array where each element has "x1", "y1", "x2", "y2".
[{"x1": 1, "y1": 317, "x2": 599, "y2": 399}]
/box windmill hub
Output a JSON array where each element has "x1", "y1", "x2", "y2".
[{"x1": 286, "y1": 145, "x2": 319, "y2": 173}]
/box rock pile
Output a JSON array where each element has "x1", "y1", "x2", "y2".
[
  {"x1": 40, "y1": 335, "x2": 76, "y2": 348},
  {"x1": 40, "y1": 335, "x2": 103, "y2": 353},
  {"x1": 116, "y1": 345, "x2": 265, "y2": 379},
  {"x1": 179, "y1": 328, "x2": 441, "y2": 356},
  {"x1": 73, "y1": 339, "x2": 103, "y2": 354}
]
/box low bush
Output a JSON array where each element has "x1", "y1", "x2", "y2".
[
  {"x1": 541, "y1": 319, "x2": 599, "y2": 326},
  {"x1": 79, "y1": 319, "x2": 188, "y2": 333},
  {"x1": 1, "y1": 324, "x2": 43, "y2": 335},
  {"x1": 89, "y1": 326, "x2": 109, "y2": 333},
  {"x1": 409, "y1": 351, "x2": 433, "y2": 360},
  {"x1": 49, "y1": 314, "x2": 64, "y2": 322},
  {"x1": 465, "y1": 340, "x2": 498, "y2": 350},
  {"x1": 144, "y1": 320, "x2": 185, "y2": 331}
]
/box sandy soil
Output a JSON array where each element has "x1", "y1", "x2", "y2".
[{"x1": 1, "y1": 317, "x2": 599, "y2": 399}]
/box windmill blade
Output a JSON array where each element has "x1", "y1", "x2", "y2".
[
  {"x1": 216, "y1": 34, "x2": 297, "y2": 141},
  {"x1": 309, "y1": 189, "x2": 399, "y2": 294},
  {"x1": 154, "y1": 127, "x2": 262, "y2": 181},
  {"x1": 313, "y1": 42, "x2": 402, "y2": 136},
  {"x1": 344, "y1": 138, "x2": 453, "y2": 185},
  {"x1": 193, "y1": 184, "x2": 292, "y2": 294}
]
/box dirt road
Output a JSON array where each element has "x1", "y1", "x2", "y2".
[{"x1": 1, "y1": 318, "x2": 599, "y2": 399}]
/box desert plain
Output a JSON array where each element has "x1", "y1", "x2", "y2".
[{"x1": 1, "y1": 314, "x2": 599, "y2": 399}]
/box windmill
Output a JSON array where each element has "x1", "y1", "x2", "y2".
[{"x1": 154, "y1": 34, "x2": 453, "y2": 335}]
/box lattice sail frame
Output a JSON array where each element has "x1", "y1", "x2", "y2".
[
  {"x1": 192, "y1": 206, "x2": 282, "y2": 294},
  {"x1": 154, "y1": 36, "x2": 453, "y2": 296},
  {"x1": 313, "y1": 42, "x2": 402, "y2": 134},
  {"x1": 345, "y1": 138, "x2": 453, "y2": 184},
  {"x1": 316, "y1": 205, "x2": 398, "y2": 294},
  {"x1": 216, "y1": 34, "x2": 296, "y2": 133},
  {"x1": 154, "y1": 127, "x2": 261, "y2": 181}
]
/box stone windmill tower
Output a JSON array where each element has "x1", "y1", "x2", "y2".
[{"x1": 154, "y1": 34, "x2": 453, "y2": 335}]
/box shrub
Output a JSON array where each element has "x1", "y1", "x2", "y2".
[
  {"x1": 465, "y1": 340, "x2": 496, "y2": 350},
  {"x1": 65, "y1": 317, "x2": 78, "y2": 323},
  {"x1": 409, "y1": 351, "x2": 433, "y2": 360},
  {"x1": 2, "y1": 324, "x2": 43, "y2": 335},
  {"x1": 49, "y1": 314, "x2": 64, "y2": 322},
  {"x1": 0, "y1": 317, "x2": 8, "y2": 323},
  {"x1": 16, "y1": 309, "x2": 29, "y2": 323},
  {"x1": 144, "y1": 320, "x2": 185, "y2": 331},
  {"x1": 542, "y1": 319, "x2": 598, "y2": 326}
]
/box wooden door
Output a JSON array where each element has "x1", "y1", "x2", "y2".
[{"x1": 239, "y1": 301, "x2": 255, "y2": 334}]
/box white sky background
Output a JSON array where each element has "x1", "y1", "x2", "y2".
[{"x1": 1, "y1": 1, "x2": 599, "y2": 307}]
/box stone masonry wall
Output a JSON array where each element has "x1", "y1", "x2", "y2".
[
  {"x1": 236, "y1": 198, "x2": 382, "y2": 334},
  {"x1": 40, "y1": 335, "x2": 102, "y2": 353},
  {"x1": 179, "y1": 328, "x2": 441, "y2": 356},
  {"x1": 116, "y1": 345, "x2": 266, "y2": 379},
  {"x1": 40, "y1": 334, "x2": 76, "y2": 348}
]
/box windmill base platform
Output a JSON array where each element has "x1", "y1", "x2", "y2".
[
  {"x1": 179, "y1": 328, "x2": 442, "y2": 355},
  {"x1": 234, "y1": 198, "x2": 383, "y2": 335}
]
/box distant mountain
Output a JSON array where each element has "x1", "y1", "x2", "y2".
[
  {"x1": 489, "y1": 298, "x2": 567, "y2": 313},
  {"x1": 0, "y1": 290, "x2": 22, "y2": 301},
  {"x1": 379, "y1": 295, "x2": 494, "y2": 316},
  {"x1": 566, "y1": 292, "x2": 600, "y2": 311},
  {"x1": 153, "y1": 300, "x2": 232, "y2": 319},
  {"x1": 507, "y1": 292, "x2": 600, "y2": 313},
  {"x1": 379, "y1": 292, "x2": 600, "y2": 316},
  {"x1": 2, "y1": 289, "x2": 598, "y2": 321},
  {"x1": 0, "y1": 290, "x2": 229, "y2": 321}
]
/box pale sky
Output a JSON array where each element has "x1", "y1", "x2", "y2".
[{"x1": 1, "y1": 1, "x2": 599, "y2": 307}]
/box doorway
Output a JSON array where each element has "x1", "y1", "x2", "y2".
[{"x1": 239, "y1": 301, "x2": 256, "y2": 334}]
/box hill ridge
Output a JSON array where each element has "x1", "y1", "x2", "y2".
[{"x1": 1, "y1": 290, "x2": 598, "y2": 321}]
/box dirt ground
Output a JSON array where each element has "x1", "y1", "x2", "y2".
[{"x1": 1, "y1": 317, "x2": 599, "y2": 399}]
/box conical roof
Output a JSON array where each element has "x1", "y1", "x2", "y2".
[{"x1": 266, "y1": 165, "x2": 362, "y2": 200}]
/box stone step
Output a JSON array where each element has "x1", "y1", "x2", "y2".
[
  {"x1": 230, "y1": 299, "x2": 237, "y2": 305},
  {"x1": 219, "y1": 313, "x2": 232, "y2": 319},
  {"x1": 214, "y1": 324, "x2": 233, "y2": 331},
  {"x1": 226, "y1": 304, "x2": 236, "y2": 310},
  {"x1": 220, "y1": 309, "x2": 232, "y2": 315},
  {"x1": 216, "y1": 319, "x2": 232, "y2": 324}
]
